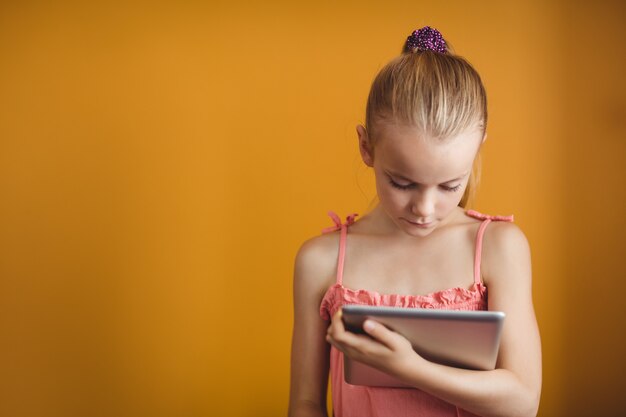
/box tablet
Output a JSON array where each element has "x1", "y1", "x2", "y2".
[{"x1": 341, "y1": 304, "x2": 505, "y2": 387}]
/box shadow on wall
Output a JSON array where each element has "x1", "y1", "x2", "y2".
[{"x1": 561, "y1": 2, "x2": 626, "y2": 417}]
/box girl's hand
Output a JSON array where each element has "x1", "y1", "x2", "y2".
[{"x1": 325, "y1": 309, "x2": 424, "y2": 378}]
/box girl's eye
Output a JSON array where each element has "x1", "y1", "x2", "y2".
[
  {"x1": 441, "y1": 184, "x2": 462, "y2": 193},
  {"x1": 388, "y1": 178, "x2": 415, "y2": 190},
  {"x1": 387, "y1": 175, "x2": 461, "y2": 192}
]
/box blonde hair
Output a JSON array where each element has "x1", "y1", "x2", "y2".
[{"x1": 365, "y1": 47, "x2": 487, "y2": 207}]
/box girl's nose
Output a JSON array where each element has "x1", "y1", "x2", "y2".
[{"x1": 411, "y1": 190, "x2": 435, "y2": 218}]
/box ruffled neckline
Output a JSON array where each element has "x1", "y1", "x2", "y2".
[{"x1": 319, "y1": 282, "x2": 487, "y2": 320}]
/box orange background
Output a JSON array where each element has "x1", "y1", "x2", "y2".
[{"x1": 1, "y1": 1, "x2": 625, "y2": 416}]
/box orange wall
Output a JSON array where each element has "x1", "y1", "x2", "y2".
[{"x1": 1, "y1": 1, "x2": 624, "y2": 416}]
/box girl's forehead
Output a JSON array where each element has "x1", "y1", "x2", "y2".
[
  {"x1": 375, "y1": 125, "x2": 482, "y2": 181},
  {"x1": 375, "y1": 121, "x2": 482, "y2": 144}
]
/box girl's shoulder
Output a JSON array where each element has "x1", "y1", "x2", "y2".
[
  {"x1": 477, "y1": 212, "x2": 528, "y2": 254},
  {"x1": 293, "y1": 231, "x2": 341, "y2": 295},
  {"x1": 480, "y1": 217, "x2": 532, "y2": 286},
  {"x1": 296, "y1": 231, "x2": 341, "y2": 268},
  {"x1": 463, "y1": 208, "x2": 524, "y2": 240},
  {"x1": 462, "y1": 208, "x2": 528, "y2": 259}
]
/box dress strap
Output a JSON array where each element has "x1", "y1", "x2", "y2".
[
  {"x1": 465, "y1": 210, "x2": 514, "y2": 284},
  {"x1": 321, "y1": 211, "x2": 358, "y2": 285}
]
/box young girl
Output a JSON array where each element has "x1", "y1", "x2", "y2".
[{"x1": 289, "y1": 26, "x2": 542, "y2": 417}]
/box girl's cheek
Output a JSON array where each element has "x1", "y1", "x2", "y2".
[
  {"x1": 393, "y1": 194, "x2": 413, "y2": 214},
  {"x1": 378, "y1": 184, "x2": 399, "y2": 202},
  {"x1": 442, "y1": 191, "x2": 463, "y2": 211},
  {"x1": 376, "y1": 180, "x2": 395, "y2": 203}
]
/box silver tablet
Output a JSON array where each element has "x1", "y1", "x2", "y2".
[{"x1": 341, "y1": 304, "x2": 505, "y2": 388}]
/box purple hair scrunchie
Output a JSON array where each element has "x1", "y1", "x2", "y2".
[{"x1": 405, "y1": 26, "x2": 447, "y2": 54}]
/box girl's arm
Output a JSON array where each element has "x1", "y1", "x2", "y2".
[
  {"x1": 288, "y1": 237, "x2": 336, "y2": 417},
  {"x1": 326, "y1": 223, "x2": 542, "y2": 417}
]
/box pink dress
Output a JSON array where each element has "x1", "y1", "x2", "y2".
[{"x1": 319, "y1": 210, "x2": 514, "y2": 417}]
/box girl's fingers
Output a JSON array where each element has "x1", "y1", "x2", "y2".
[
  {"x1": 327, "y1": 325, "x2": 363, "y2": 346},
  {"x1": 327, "y1": 311, "x2": 394, "y2": 358},
  {"x1": 327, "y1": 311, "x2": 406, "y2": 351},
  {"x1": 362, "y1": 319, "x2": 404, "y2": 350},
  {"x1": 326, "y1": 312, "x2": 421, "y2": 376}
]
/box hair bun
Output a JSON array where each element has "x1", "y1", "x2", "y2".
[{"x1": 405, "y1": 26, "x2": 447, "y2": 54}]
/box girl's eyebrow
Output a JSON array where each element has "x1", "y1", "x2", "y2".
[{"x1": 386, "y1": 170, "x2": 469, "y2": 185}]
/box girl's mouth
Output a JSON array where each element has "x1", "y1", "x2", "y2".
[{"x1": 403, "y1": 218, "x2": 434, "y2": 228}]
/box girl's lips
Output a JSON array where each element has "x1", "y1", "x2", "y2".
[{"x1": 402, "y1": 218, "x2": 434, "y2": 228}]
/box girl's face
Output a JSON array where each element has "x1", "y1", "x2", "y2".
[{"x1": 358, "y1": 122, "x2": 484, "y2": 237}]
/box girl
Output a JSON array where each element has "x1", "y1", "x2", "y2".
[{"x1": 289, "y1": 26, "x2": 542, "y2": 417}]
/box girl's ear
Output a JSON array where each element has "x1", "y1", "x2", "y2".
[{"x1": 357, "y1": 124, "x2": 374, "y2": 167}]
